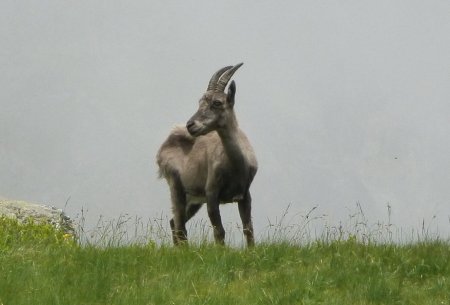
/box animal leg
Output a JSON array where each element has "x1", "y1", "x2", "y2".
[
  {"x1": 186, "y1": 203, "x2": 203, "y2": 222},
  {"x1": 238, "y1": 192, "x2": 255, "y2": 247},
  {"x1": 168, "y1": 176, "x2": 188, "y2": 245},
  {"x1": 173, "y1": 204, "x2": 203, "y2": 243},
  {"x1": 206, "y1": 193, "x2": 225, "y2": 245}
]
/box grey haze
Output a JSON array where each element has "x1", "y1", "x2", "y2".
[{"x1": 1, "y1": 1, "x2": 449, "y2": 238}]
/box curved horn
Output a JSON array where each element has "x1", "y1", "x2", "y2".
[
  {"x1": 207, "y1": 66, "x2": 233, "y2": 91},
  {"x1": 216, "y1": 63, "x2": 243, "y2": 92}
]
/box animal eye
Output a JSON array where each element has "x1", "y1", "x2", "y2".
[{"x1": 212, "y1": 100, "x2": 223, "y2": 108}]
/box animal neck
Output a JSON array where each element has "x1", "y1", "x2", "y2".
[{"x1": 216, "y1": 116, "x2": 246, "y2": 167}]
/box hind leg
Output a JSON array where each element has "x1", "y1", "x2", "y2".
[
  {"x1": 168, "y1": 175, "x2": 188, "y2": 245},
  {"x1": 186, "y1": 203, "x2": 203, "y2": 222},
  {"x1": 170, "y1": 204, "x2": 203, "y2": 245}
]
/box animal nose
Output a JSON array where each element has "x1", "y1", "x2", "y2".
[{"x1": 186, "y1": 120, "x2": 195, "y2": 129}]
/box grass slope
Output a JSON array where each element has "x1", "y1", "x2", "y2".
[{"x1": 0, "y1": 217, "x2": 449, "y2": 305}]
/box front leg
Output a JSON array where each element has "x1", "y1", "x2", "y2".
[
  {"x1": 206, "y1": 192, "x2": 225, "y2": 245},
  {"x1": 238, "y1": 191, "x2": 255, "y2": 247}
]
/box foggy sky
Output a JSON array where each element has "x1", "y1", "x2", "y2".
[{"x1": 1, "y1": 1, "x2": 449, "y2": 239}]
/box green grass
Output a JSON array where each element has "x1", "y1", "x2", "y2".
[{"x1": 0, "y1": 217, "x2": 449, "y2": 305}]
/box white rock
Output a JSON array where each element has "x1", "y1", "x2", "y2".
[{"x1": 0, "y1": 200, "x2": 75, "y2": 234}]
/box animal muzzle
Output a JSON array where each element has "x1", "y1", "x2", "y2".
[{"x1": 186, "y1": 120, "x2": 202, "y2": 136}]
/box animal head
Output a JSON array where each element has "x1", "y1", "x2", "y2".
[{"x1": 186, "y1": 63, "x2": 243, "y2": 137}]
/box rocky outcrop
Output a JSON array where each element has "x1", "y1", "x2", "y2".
[{"x1": 0, "y1": 200, "x2": 75, "y2": 235}]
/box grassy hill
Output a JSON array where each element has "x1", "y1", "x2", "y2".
[{"x1": 0, "y1": 217, "x2": 449, "y2": 305}]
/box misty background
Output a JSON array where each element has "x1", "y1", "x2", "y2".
[{"x1": 1, "y1": 1, "x2": 449, "y2": 239}]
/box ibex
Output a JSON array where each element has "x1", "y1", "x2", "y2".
[{"x1": 157, "y1": 63, "x2": 257, "y2": 246}]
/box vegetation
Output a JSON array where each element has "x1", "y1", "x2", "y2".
[{"x1": 0, "y1": 216, "x2": 449, "y2": 305}]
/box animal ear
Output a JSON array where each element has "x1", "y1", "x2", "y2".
[{"x1": 227, "y1": 80, "x2": 236, "y2": 107}]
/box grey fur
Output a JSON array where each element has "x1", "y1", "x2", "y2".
[{"x1": 157, "y1": 63, "x2": 257, "y2": 246}]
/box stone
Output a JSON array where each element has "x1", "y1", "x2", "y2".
[{"x1": 0, "y1": 199, "x2": 75, "y2": 235}]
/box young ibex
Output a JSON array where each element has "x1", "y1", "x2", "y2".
[{"x1": 157, "y1": 63, "x2": 257, "y2": 246}]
